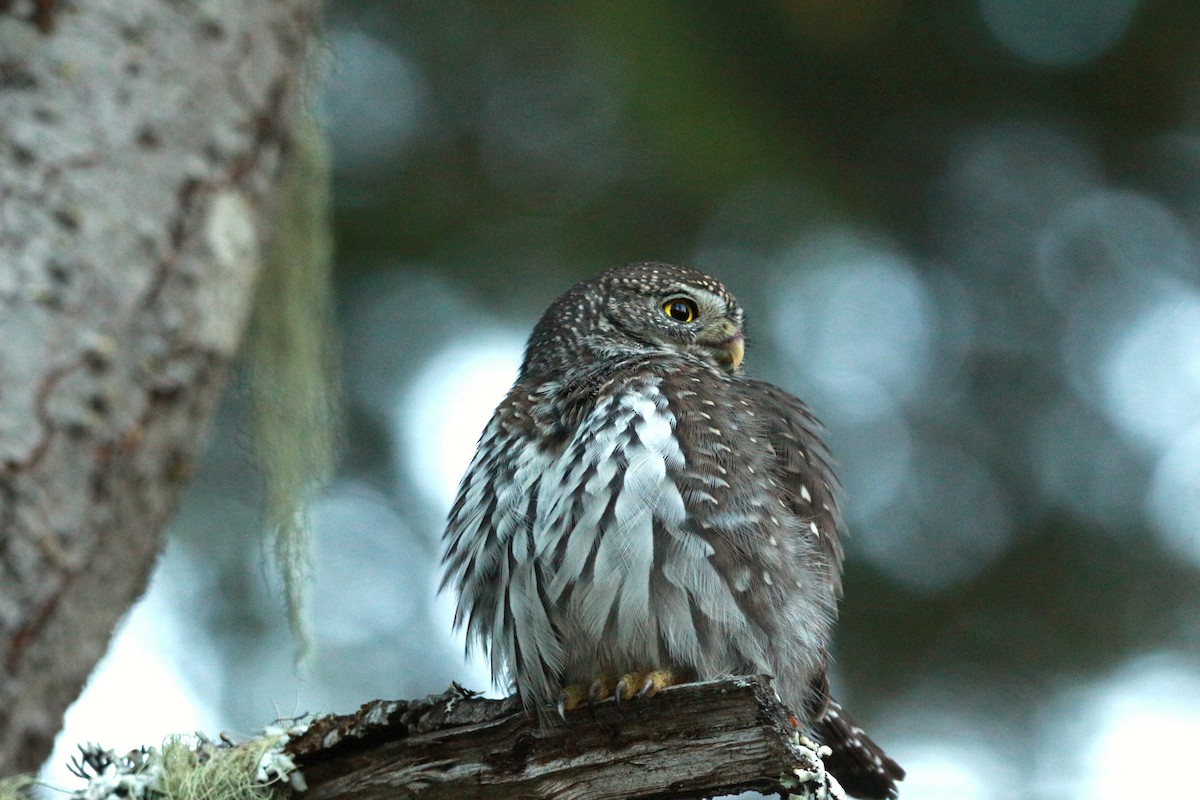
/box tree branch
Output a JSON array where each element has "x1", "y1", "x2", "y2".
[{"x1": 287, "y1": 675, "x2": 837, "y2": 800}]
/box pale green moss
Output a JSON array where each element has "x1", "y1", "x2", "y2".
[
  {"x1": 246, "y1": 108, "x2": 338, "y2": 666},
  {"x1": 155, "y1": 735, "x2": 286, "y2": 800},
  {"x1": 66, "y1": 726, "x2": 306, "y2": 800},
  {"x1": 0, "y1": 775, "x2": 34, "y2": 800}
]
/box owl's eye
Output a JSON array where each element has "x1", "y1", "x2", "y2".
[{"x1": 662, "y1": 297, "x2": 699, "y2": 323}]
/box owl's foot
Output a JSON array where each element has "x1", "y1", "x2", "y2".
[
  {"x1": 558, "y1": 683, "x2": 586, "y2": 716},
  {"x1": 557, "y1": 675, "x2": 617, "y2": 716},
  {"x1": 616, "y1": 669, "x2": 677, "y2": 703},
  {"x1": 556, "y1": 669, "x2": 678, "y2": 717}
]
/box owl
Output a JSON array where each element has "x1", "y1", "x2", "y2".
[{"x1": 442, "y1": 263, "x2": 904, "y2": 798}]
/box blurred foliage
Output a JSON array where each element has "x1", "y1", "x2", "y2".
[
  {"x1": 329, "y1": 0, "x2": 1200, "y2": 278},
  {"x1": 321, "y1": 0, "x2": 1200, "y2": 696}
]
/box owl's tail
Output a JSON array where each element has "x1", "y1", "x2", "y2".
[{"x1": 815, "y1": 698, "x2": 905, "y2": 799}]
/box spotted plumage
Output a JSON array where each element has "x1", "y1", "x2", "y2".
[{"x1": 442, "y1": 263, "x2": 904, "y2": 798}]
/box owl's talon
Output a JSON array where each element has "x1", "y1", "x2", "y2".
[
  {"x1": 588, "y1": 675, "x2": 616, "y2": 705},
  {"x1": 636, "y1": 668, "x2": 676, "y2": 701},
  {"x1": 615, "y1": 672, "x2": 643, "y2": 704},
  {"x1": 560, "y1": 683, "x2": 588, "y2": 713}
]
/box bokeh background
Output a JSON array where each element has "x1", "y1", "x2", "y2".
[{"x1": 48, "y1": 2, "x2": 1200, "y2": 798}]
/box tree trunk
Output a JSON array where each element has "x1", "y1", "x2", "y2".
[{"x1": 0, "y1": 0, "x2": 320, "y2": 775}]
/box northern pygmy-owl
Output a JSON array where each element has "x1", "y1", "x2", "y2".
[{"x1": 443, "y1": 263, "x2": 904, "y2": 798}]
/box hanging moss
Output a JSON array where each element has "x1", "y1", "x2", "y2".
[{"x1": 245, "y1": 107, "x2": 339, "y2": 666}]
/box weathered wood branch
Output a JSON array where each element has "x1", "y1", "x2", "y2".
[{"x1": 287, "y1": 675, "x2": 832, "y2": 800}]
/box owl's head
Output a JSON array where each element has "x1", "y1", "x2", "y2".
[{"x1": 521, "y1": 262, "x2": 746, "y2": 381}]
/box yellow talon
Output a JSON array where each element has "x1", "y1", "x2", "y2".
[
  {"x1": 616, "y1": 672, "x2": 643, "y2": 702},
  {"x1": 560, "y1": 683, "x2": 588, "y2": 712},
  {"x1": 639, "y1": 668, "x2": 676, "y2": 699},
  {"x1": 588, "y1": 675, "x2": 616, "y2": 703},
  {"x1": 565, "y1": 669, "x2": 679, "y2": 715},
  {"x1": 616, "y1": 668, "x2": 678, "y2": 702}
]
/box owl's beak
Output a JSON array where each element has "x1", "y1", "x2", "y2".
[{"x1": 720, "y1": 333, "x2": 745, "y2": 371}]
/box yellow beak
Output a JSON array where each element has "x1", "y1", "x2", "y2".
[{"x1": 723, "y1": 334, "x2": 744, "y2": 371}]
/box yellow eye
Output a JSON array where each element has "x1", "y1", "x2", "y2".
[{"x1": 663, "y1": 297, "x2": 699, "y2": 323}]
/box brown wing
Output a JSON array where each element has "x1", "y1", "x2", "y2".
[{"x1": 745, "y1": 379, "x2": 847, "y2": 597}]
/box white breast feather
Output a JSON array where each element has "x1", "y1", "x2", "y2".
[{"x1": 447, "y1": 378, "x2": 775, "y2": 706}]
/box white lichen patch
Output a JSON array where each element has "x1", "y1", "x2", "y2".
[
  {"x1": 71, "y1": 745, "x2": 161, "y2": 800},
  {"x1": 207, "y1": 190, "x2": 258, "y2": 271},
  {"x1": 197, "y1": 189, "x2": 259, "y2": 355},
  {"x1": 780, "y1": 733, "x2": 846, "y2": 800},
  {"x1": 66, "y1": 719, "x2": 309, "y2": 800},
  {"x1": 255, "y1": 721, "x2": 310, "y2": 792}
]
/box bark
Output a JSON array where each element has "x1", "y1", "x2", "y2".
[
  {"x1": 0, "y1": 0, "x2": 320, "y2": 775},
  {"x1": 287, "y1": 676, "x2": 828, "y2": 800}
]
